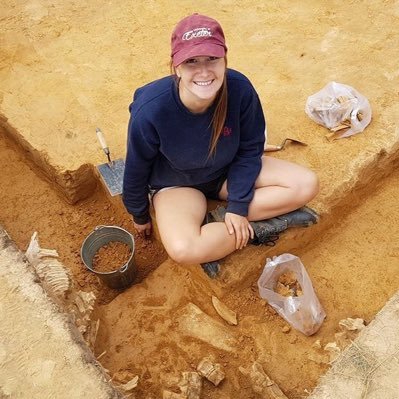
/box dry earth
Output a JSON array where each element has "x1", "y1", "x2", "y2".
[
  {"x1": 1, "y1": 117, "x2": 399, "y2": 398},
  {"x1": 1, "y1": 1, "x2": 399, "y2": 398}
]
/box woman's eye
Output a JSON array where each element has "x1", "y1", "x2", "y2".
[
  {"x1": 208, "y1": 57, "x2": 219, "y2": 61},
  {"x1": 185, "y1": 58, "x2": 197, "y2": 64}
]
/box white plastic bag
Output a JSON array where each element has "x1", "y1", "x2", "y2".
[
  {"x1": 305, "y1": 81, "x2": 371, "y2": 138},
  {"x1": 257, "y1": 253, "x2": 326, "y2": 336}
]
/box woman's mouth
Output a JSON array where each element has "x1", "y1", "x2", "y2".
[{"x1": 194, "y1": 79, "x2": 214, "y2": 86}]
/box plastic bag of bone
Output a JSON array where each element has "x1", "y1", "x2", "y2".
[{"x1": 305, "y1": 81, "x2": 371, "y2": 140}]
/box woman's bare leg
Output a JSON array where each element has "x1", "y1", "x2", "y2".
[
  {"x1": 153, "y1": 187, "x2": 236, "y2": 264},
  {"x1": 219, "y1": 156, "x2": 319, "y2": 221},
  {"x1": 153, "y1": 157, "x2": 318, "y2": 264}
]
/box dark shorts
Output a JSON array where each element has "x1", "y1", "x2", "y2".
[{"x1": 149, "y1": 173, "x2": 227, "y2": 200}]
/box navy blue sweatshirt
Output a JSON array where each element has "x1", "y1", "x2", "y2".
[{"x1": 122, "y1": 68, "x2": 266, "y2": 224}]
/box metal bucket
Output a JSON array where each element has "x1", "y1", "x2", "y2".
[{"x1": 81, "y1": 225, "x2": 136, "y2": 289}]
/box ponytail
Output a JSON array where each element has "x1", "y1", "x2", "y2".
[{"x1": 208, "y1": 75, "x2": 227, "y2": 156}]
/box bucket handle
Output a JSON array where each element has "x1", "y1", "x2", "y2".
[
  {"x1": 94, "y1": 224, "x2": 113, "y2": 230},
  {"x1": 119, "y1": 263, "x2": 129, "y2": 273}
]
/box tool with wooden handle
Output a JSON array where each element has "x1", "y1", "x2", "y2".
[
  {"x1": 95, "y1": 128, "x2": 125, "y2": 196},
  {"x1": 96, "y1": 127, "x2": 113, "y2": 166},
  {"x1": 264, "y1": 138, "x2": 307, "y2": 152}
]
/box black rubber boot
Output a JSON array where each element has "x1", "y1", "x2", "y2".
[
  {"x1": 201, "y1": 261, "x2": 221, "y2": 278},
  {"x1": 276, "y1": 206, "x2": 319, "y2": 227},
  {"x1": 207, "y1": 206, "x2": 227, "y2": 223},
  {"x1": 206, "y1": 205, "x2": 319, "y2": 246},
  {"x1": 249, "y1": 218, "x2": 287, "y2": 245},
  {"x1": 207, "y1": 206, "x2": 286, "y2": 245}
]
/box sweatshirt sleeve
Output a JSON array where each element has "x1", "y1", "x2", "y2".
[
  {"x1": 226, "y1": 87, "x2": 266, "y2": 216},
  {"x1": 122, "y1": 110, "x2": 159, "y2": 224}
]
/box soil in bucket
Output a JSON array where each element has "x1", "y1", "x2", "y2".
[{"x1": 92, "y1": 241, "x2": 133, "y2": 273}]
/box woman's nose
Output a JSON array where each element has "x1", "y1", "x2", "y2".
[{"x1": 196, "y1": 61, "x2": 210, "y2": 74}]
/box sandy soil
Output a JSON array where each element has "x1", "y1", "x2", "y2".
[
  {"x1": 1, "y1": 128, "x2": 398, "y2": 398},
  {"x1": 1, "y1": 1, "x2": 399, "y2": 398},
  {"x1": 1, "y1": 0, "x2": 398, "y2": 206}
]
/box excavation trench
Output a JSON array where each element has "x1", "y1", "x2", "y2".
[{"x1": 1, "y1": 128, "x2": 399, "y2": 399}]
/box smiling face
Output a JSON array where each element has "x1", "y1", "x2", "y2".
[{"x1": 175, "y1": 56, "x2": 226, "y2": 113}]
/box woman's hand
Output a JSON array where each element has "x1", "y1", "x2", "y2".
[
  {"x1": 224, "y1": 212, "x2": 254, "y2": 250},
  {"x1": 133, "y1": 221, "x2": 152, "y2": 238}
]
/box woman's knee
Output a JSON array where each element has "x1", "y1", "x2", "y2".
[
  {"x1": 295, "y1": 169, "x2": 319, "y2": 203},
  {"x1": 165, "y1": 238, "x2": 197, "y2": 264}
]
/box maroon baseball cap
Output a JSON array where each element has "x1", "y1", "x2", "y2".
[{"x1": 171, "y1": 13, "x2": 227, "y2": 67}]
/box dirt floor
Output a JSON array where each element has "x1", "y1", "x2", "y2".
[
  {"x1": 1, "y1": 1, "x2": 399, "y2": 398},
  {"x1": 0, "y1": 129, "x2": 167, "y2": 305},
  {"x1": 1, "y1": 127, "x2": 398, "y2": 398}
]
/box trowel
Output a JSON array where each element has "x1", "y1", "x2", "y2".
[
  {"x1": 264, "y1": 138, "x2": 307, "y2": 152},
  {"x1": 96, "y1": 128, "x2": 125, "y2": 196}
]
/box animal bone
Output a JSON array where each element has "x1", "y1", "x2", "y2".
[
  {"x1": 211, "y1": 296, "x2": 238, "y2": 325},
  {"x1": 163, "y1": 391, "x2": 186, "y2": 399},
  {"x1": 25, "y1": 232, "x2": 70, "y2": 299},
  {"x1": 330, "y1": 124, "x2": 350, "y2": 132},
  {"x1": 120, "y1": 376, "x2": 139, "y2": 391},
  {"x1": 324, "y1": 342, "x2": 341, "y2": 362},
  {"x1": 339, "y1": 317, "x2": 365, "y2": 331},
  {"x1": 197, "y1": 357, "x2": 225, "y2": 386},
  {"x1": 176, "y1": 303, "x2": 237, "y2": 351},
  {"x1": 86, "y1": 319, "x2": 100, "y2": 349},
  {"x1": 178, "y1": 372, "x2": 202, "y2": 399},
  {"x1": 239, "y1": 361, "x2": 288, "y2": 399}
]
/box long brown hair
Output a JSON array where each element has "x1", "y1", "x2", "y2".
[{"x1": 170, "y1": 58, "x2": 228, "y2": 157}]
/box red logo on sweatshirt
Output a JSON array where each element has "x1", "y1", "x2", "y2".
[{"x1": 222, "y1": 126, "x2": 232, "y2": 136}]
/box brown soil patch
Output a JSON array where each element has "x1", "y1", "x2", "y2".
[
  {"x1": 2, "y1": 127, "x2": 398, "y2": 398},
  {"x1": 0, "y1": 129, "x2": 167, "y2": 305}
]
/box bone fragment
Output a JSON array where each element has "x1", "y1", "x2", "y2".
[
  {"x1": 197, "y1": 357, "x2": 225, "y2": 386},
  {"x1": 324, "y1": 342, "x2": 341, "y2": 362},
  {"x1": 120, "y1": 375, "x2": 139, "y2": 391},
  {"x1": 330, "y1": 124, "x2": 350, "y2": 132},
  {"x1": 239, "y1": 361, "x2": 288, "y2": 398},
  {"x1": 163, "y1": 391, "x2": 186, "y2": 399},
  {"x1": 176, "y1": 303, "x2": 237, "y2": 351},
  {"x1": 325, "y1": 131, "x2": 340, "y2": 141},
  {"x1": 26, "y1": 232, "x2": 59, "y2": 260},
  {"x1": 25, "y1": 232, "x2": 70, "y2": 299},
  {"x1": 68, "y1": 290, "x2": 97, "y2": 336},
  {"x1": 337, "y1": 95, "x2": 349, "y2": 104},
  {"x1": 178, "y1": 372, "x2": 202, "y2": 399},
  {"x1": 312, "y1": 339, "x2": 322, "y2": 349},
  {"x1": 86, "y1": 319, "x2": 100, "y2": 349},
  {"x1": 339, "y1": 317, "x2": 365, "y2": 331},
  {"x1": 307, "y1": 351, "x2": 330, "y2": 365},
  {"x1": 211, "y1": 296, "x2": 238, "y2": 325},
  {"x1": 96, "y1": 350, "x2": 106, "y2": 361}
]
